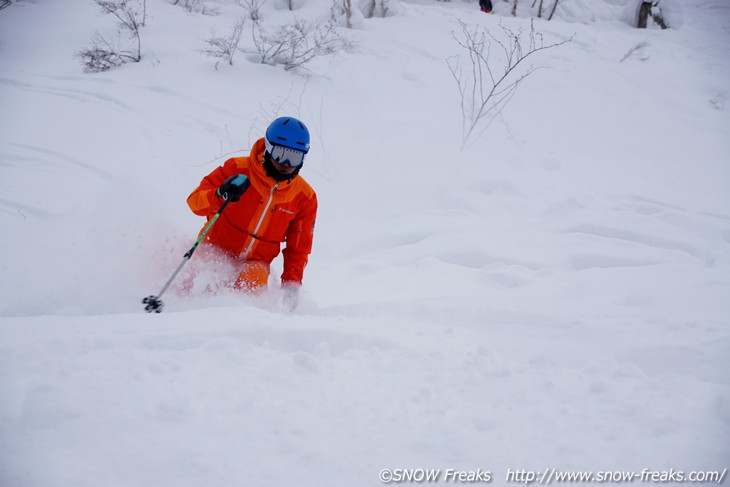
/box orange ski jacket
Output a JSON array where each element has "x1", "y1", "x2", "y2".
[{"x1": 186, "y1": 138, "x2": 317, "y2": 285}]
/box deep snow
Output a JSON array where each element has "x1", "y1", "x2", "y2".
[{"x1": 1, "y1": 0, "x2": 729, "y2": 486}]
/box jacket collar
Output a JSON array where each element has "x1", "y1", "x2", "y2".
[{"x1": 249, "y1": 138, "x2": 298, "y2": 189}]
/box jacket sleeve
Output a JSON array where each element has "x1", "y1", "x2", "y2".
[
  {"x1": 281, "y1": 192, "x2": 318, "y2": 285},
  {"x1": 186, "y1": 158, "x2": 242, "y2": 218}
]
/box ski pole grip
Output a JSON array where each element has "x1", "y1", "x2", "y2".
[
  {"x1": 231, "y1": 174, "x2": 250, "y2": 192},
  {"x1": 216, "y1": 174, "x2": 251, "y2": 202}
]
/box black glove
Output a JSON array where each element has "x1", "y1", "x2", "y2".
[{"x1": 217, "y1": 174, "x2": 250, "y2": 202}]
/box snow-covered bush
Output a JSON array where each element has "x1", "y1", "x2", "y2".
[
  {"x1": 78, "y1": 34, "x2": 131, "y2": 72},
  {"x1": 244, "y1": 17, "x2": 352, "y2": 72},
  {"x1": 173, "y1": 0, "x2": 220, "y2": 16},
  {"x1": 77, "y1": 0, "x2": 145, "y2": 73}
]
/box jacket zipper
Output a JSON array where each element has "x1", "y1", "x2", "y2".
[{"x1": 241, "y1": 182, "x2": 279, "y2": 259}]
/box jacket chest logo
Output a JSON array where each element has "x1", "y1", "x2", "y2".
[{"x1": 274, "y1": 206, "x2": 295, "y2": 216}]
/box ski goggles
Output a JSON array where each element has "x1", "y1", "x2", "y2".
[{"x1": 265, "y1": 139, "x2": 306, "y2": 168}]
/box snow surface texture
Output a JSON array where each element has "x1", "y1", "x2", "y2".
[{"x1": 1, "y1": 0, "x2": 729, "y2": 486}]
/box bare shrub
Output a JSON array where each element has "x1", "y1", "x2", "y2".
[
  {"x1": 447, "y1": 20, "x2": 572, "y2": 148},
  {"x1": 201, "y1": 18, "x2": 246, "y2": 69},
  {"x1": 173, "y1": 0, "x2": 219, "y2": 15},
  {"x1": 98, "y1": 0, "x2": 145, "y2": 38},
  {"x1": 78, "y1": 34, "x2": 128, "y2": 72},
  {"x1": 245, "y1": 17, "x2": 352, "y2": 72},
  {"x1": 77, "y1": 0, "x2": 145, "y2": 73}
]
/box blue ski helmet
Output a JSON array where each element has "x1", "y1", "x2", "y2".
[{"x1": 265, "y1": 117, "x2": 310, "y2": 153}]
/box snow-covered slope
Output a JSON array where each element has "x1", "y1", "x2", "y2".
[{"x1": 1, "y1": 0, "x2": 729, "y2": 485}]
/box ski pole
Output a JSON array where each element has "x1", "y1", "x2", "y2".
[{"x1": 142, "y1": 174, "x2": 250, "y2": 313}]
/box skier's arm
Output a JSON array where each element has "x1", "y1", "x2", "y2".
[
  {"x1": 187, "y1": 158, "x2": 242, "y2": 217},
  {"x1": 281, "y1": 193, "x2": 318, "y2": 285}
]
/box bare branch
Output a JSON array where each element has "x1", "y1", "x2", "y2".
[
  {"x1": 238, "y1": 0, "x2": 265, "y2": 22},
  {"x1": 619, "y1": 39, "x2": 650, "y2": 63},
  {"x1": 200, "y1": 18, "x2": 246, "y2": 69},
  {"x1": 448, "y1": 20, "x2": 572, "y2": 148}
]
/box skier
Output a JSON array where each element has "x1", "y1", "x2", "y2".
[
  {"x1": 186, "y1": 117, "x2": 317, "y2": 310},
  {"x1": 479, "y1": 0, "x2": 492, "y2": 13}
]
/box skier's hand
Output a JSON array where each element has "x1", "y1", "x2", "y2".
[
  {"x1": 282, "y1": 285, "x2": 299, "y2": 312},
  {"x1": 217, "y1": 174, "x2": 250, "y2": 202}
]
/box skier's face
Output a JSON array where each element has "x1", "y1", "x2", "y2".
[{"x1": 271, "y1": 158, "x2": 298, "y2": 175}]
